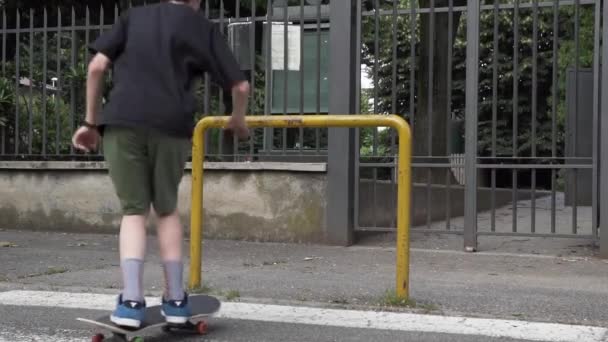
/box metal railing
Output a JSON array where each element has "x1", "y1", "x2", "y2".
[{"x1": 188, "y1": 114, "x2": 413, "y2": 299}]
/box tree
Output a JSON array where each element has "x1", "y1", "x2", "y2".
[{"x1": 361, "y1": 0, "x2": 465, "y2": 183}]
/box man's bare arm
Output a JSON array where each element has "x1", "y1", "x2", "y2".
[{"x1": 85, "y1": 53, "x2": 111, "y2": 125}]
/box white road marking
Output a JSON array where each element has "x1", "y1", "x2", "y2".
[
  {"x1": 0, "y1": 327, "x2": 83, "y2": 342},
  {"x1": 0, "y1": 290, "x2": 606, "y2": 342}
]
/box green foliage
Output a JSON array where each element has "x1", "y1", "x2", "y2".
[
  {"x1": 362, "y1": 1, "x2": 596, "y2": 160},
  {"x1": 0, "y1": 78, "x2": 14, "y2": 127},
  {"x1": 472, "y1": 4, "x2": 595, "y2": 158}
]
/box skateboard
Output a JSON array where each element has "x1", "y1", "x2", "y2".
[{"x1": 77, "y1": 294, "x2": 221, "y2": 342}]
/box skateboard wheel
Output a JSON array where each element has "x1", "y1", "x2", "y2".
[
  {"x1": 196, "y1": 321, "x2": 208, "y2": 335},
  {"x1": 91, "y1": 334, "x2": 104, "y2": 342},
  {"x1": 130, "y1": 337, "x2": 144, "y2": 342}
]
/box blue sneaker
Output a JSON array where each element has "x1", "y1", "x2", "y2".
[
  {"x1": 110, "y1": 294, "x2": 146, "y2": 328},
  {"x1": 161, "y1": 293, "x2": 192, "y2": 324}
]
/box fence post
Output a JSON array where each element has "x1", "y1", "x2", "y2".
[
  {"x1": 464, "y1": 0, "x2": 480, "y2": 252},
  {"x1": 327, "y1": 0, "x2": 357, "y2": 245},
  {"x1": 600, "y1": 0, "x2": 608, "y2": 258}
]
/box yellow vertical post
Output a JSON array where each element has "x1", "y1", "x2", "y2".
[
  {"x1": 188, "y1": 122, "x2": 206, "y2": 289},
  {"x1": 394, "y1": 119, "x2": 412, "y2": 299}
]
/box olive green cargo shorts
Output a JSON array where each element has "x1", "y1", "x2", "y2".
[{"x1": 103, "y1": 126, "x2": 190, "y2": 217}]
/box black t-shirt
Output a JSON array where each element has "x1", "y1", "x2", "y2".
[{"x1": 89, "y1": 2, "x2": 246, "y2": 137}]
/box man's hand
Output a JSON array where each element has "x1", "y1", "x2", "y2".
[
  {"x1": 226, "y1": 115, "x2": 249, "y2": 140},
  {"x1": 72, "y1": 126, "x2": 100, "y2": 153},
  {"x1": 226, "y1": 81, "x2": 250, "y2": 140}
]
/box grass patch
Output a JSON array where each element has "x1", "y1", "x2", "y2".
[
  {"x1": 225, "y1": 290, "x2": 241, "y2": 301},
  {"x1": 18, "y1": 267, "x2": 69, "y2": 279},
  {"x1": 380, "y1": 290, "x2": 438, "y2": 313},
  {"x1": 381, "y1": 291, "x2": 418, "y2": 307},
  {"x1": 189, "y1": 284, "x2": 213, "y2": 294},
  {"x1": 45, "y1": 267, "x2": 68, "y2": 275}
]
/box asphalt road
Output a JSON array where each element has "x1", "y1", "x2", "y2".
[{"x1": 0, "y1": 304, "x2": 562, "y2": 342}]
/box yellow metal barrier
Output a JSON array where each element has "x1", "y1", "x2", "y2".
[{"x1": 188, "y1": 115, "x2": 412, "y2": 298}]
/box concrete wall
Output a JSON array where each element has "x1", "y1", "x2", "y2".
[
  {"x1": 1, "y1": 161, "x2": 545, "y2": 241},
  {"x1": 0, "y1": 162, "x2": 328, "y2": 243}
]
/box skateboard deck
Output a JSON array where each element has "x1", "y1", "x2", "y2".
[{"x1": 77, "y1": 294, "x2": 220, "y2": 342}]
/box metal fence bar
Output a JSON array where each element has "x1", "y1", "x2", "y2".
[
  {"x1": 477, "y1": 232, "x2": 596, "y2": 239},
  {"x1": 229, "y1": 4, "x2": 238, "y2": 159},
  {"x1": 427, "y1": 0, "x2": 435, "y2": 157},
  {"x1": 1, "y1": 9, "x2": 5, "y2": 76},
  {"x1": 572, "y1": 0, "x2": 580, "y2": 235},
  {"x1": 390, "y1": 0, "x2": 398, "y2": 229},
  {"x1": 464, "y1": 0, "x2": 480, "y2": 251},
  {"x1": 42, "y1": 7, "x2": 48, "y2": 156},
  {"x1": 315, "y1": 0, "x2": 321, "y2": 153},
  {"x1": 550, "y1": 0, "x2": 558, "y2": 234},
  {"x1": 426, "y1": 0, "x2": 435, "y2": 230},
  {"x1": 409, "y1": 0, "x2": 416, "y2": 234},
  {"x1": 202, "y1": 0, "x2": 210, "y2": 156},
  {"x1": 361, "y1": 162, "x2": 593, "y2": 169},
  {"x1": 282, "y1": 0, "x2": 288, "y2": 154},
  {"x1": 446, "y1": 0, "x2": 454, "y2": 231},
  {"x1": 591, "y1": 0, "x2": 600, "y2": 238},
  {"x1": 531, "y1": 0, "x2": 538, "y2": 233},
  {"x1": 233, "y1": 1, "x2": 240, "y2": 159},
  {"x1": 55, "y1": 8, "x2": 61, "y2": 155},
  {"x1": 490, "y1": 0, "x2": 499, "y2": 232},
  {"x1": 409, "y1": 0, "x2": 416, "y2": 136},
  {"x1": 98, "y1": 5, "x2": 105, "y2": 157},
  {"x1": 298, "y1": 0, "x2": 304, "y2": 155},
  {"x1": 249, "y1": 0, "x2": 256, "y2": 157},
  {"x1": 14, "y1": 9, "x2": 20, "y2": 155},
  {"x1": 1, "y1": 9, "x2": 6, "y2": 154},
  {"x1": 28, "y1": 8, "x2": 34, "y2": 155},
  {"x1": 264, "y1": 0, "x2": 271, "y2": 154},
  {"x1": 85, "y1": 6, "x2": 90, "y2": 61},
  {"x1": 69, "y1": 7, "x2": 76, "y2": 155},
  {"x1": 354, "y1": 0, "x2": 362, "y2": 231},
  {"x1": 372, "y1": 0, "x2": 379, "y2": 229},
  {"x1": 298, "y1": 0, "x2": 305, "y2": 154},
  {"x1": 600, "y1": 0, "x2": 608, "y2": 257},
  {"x1": 512, "y1": 0, "x2": 520, "y2": 233},
  {"x1": 218, "y1": 1, "x2": 225, "y2": 158}
]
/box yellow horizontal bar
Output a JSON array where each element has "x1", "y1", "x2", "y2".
[
  {"x1": 189, "y1": 114, "x2": 412, "y2": 299},
  {"x1": 194, "y1": 114, "x2": 409, "y2": 130}
]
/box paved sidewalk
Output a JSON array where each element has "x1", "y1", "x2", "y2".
[{"x1": 0, "y1": 229, "x2": 606, "y2": 327}]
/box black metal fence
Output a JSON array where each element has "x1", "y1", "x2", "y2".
[
  {"x1": 0, "y1": 0, "x2": 330, "y2": 161},
  {"x1": 354, "y1": 0, "x2": 601, "y2": 243},
  {"x1": 0, "y1": 0, "x2": 606, "y2": 251}
]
